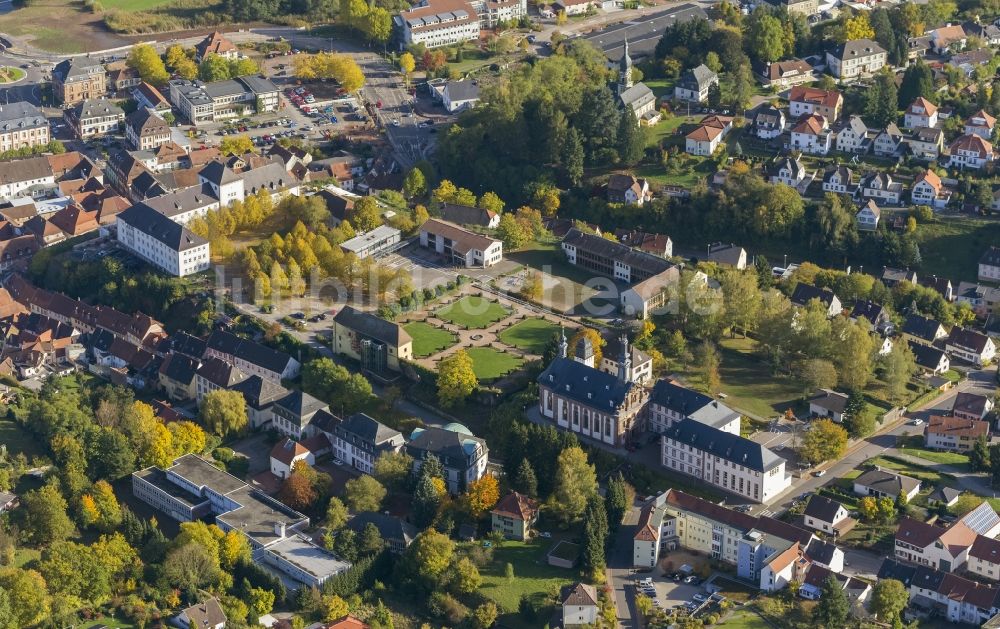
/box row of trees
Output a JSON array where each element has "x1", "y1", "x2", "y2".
[
  {"x1": 129, "y1": 43, "x2": 260, "y2": 87},
  {"x1": 294, "y1": 52, "x2": 366, "y2": 92}
]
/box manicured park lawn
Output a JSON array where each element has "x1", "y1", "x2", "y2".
[
  {"x1": 403, "y1": 321, "x2": 457, "y2": 358},
  {"x1": 866, "y1": 455, "x2": 955, "y2": 486},
  {"x1": 435, "y1": 295, "x2": 511, "y2": 328},
  {"x1": 465, "y1": 347, "x2": 524, "y2": 381},
  {"x1": 720, "y1": 610, "x2": 771, "y2": 628},
  {"x1": 896, "y1": 436, "x2": 970, "y2": 468},
  {"x1": 498, "y1": 318, "x2": 562, "y2": 354},
  {"x1": 475, "y1": 539, "x2": 577, "y2": 614}
]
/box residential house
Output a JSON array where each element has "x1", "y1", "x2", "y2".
[
  {"x1": 230, "y1": 374, "x2": 288, "y2": 429},
  {"x1": 873, "y1": 123, "x2": 905, "y2": 157},
  {"x1": 826, "y1": 39, "x2": 888, "y2": 80},
  {"x1": 946, "y1": 326, "x2": 997, "y2": 366},
  {"x1": 327, "y1": 412, "x2": 404, "y2": 475},
  {"x1": 441, "y1": 79, "x2": 481, "y2": 113},
  {"x1": 647, "y1": 378, "x2": 741, "y2": 435},
  {"x1": 911, "y1": 169, "x2": 950, "y2": 208},
  {"x1": 613, "y1": 229, "x2": 673, "y2": 258},
  {"x1": 788, "y1": 86, "x2": 843, "y2": 120},
  {"x1": 438, "y1": 202, "x2": 500, "y2": 229},
  {"x1": 858, "y1": 171, "x2": 903, "y2": 204},
  {"x1": 599, "y1": 334, "x2": 654, "y2": 385},
  {"x1": 808, "y1": 388, "x2": 849, "y2": 422},
  {"x1": 116, "y1": 202, "x2": 210, "y2": 277},
  {"x1": 325, "y1": 616, "x2": 370, "y2": 629},
  {"x1": 803, "y1": 495, "x2": 852, "y2": 535},
  {"x1": 790, "y1": 284, "x2": 842, "y2": 317},
  {"x1": 902, "y1": 313, "x2": 948, "y2": 345},
  {"x1": 952, "y1": 391, "x2": 994, "y2": 421},
  {"x1": 537, "y1": 336, "x2": 649, "y2": 447},
  {"x1": 855, "y1": 200, "x2": 881, "y2": 231},
  {"x1": 331, "y1": 306, "x2": 413, "y2": 374},
  {"x1": 835, "y1": 115, "x2": 870, "y2": 153},
  {"x1": 951, "y1": 133, "x2": 995, "y2": 170},
  {"x1": 607, "y1": 173, "x2": 651, "y2": 206},
  {"x1": 158, "y1": 352, "x2": 199, "y2": 401},
  {"x1": 767, "y1": 156, "x2": 809, "y2": 187},
  {"x1": 904, "y1": 97, "x2": 939, "y2": 129},
  {"x1": 195, "y1": 31, "x2": 238, "y2": 62},
  {"x1": 674, "y1": 64, "x2": 718, "y2": 102},
  {"x1": 131, "y1": 82, "x2": 171, "y2": 113},
  {"x1": 894, "y1": 502, "x2": 1000, "y2": 572},
  {"x1": 685, "y1": 115, "x2": 731, "y2": 156},
  {"x1": 878, "y1": 559, "x2": 1000, "y2": 625},
  {"x1": 790, "y1": 114, "x2": 832, "y2": 155},
  {"x1": 706, "y1": 242, "x2": 748, "y2": 269},
  {"x1": 205, "y1": 329, "x2": 299, "y2": 382},
  {"x1": 882, "y1": 266, "x2": 918, "y2": 287},
  {"x1": 406, "y1": 423, "x2": 489, "y2": 494},
  {"x1": 125, "y1": 108, "x2": 171, "y2": 151},
  {"x1": 908, "y1": 126, "x2": 945, "y2": 162},
  {"x1": 269, "y1": 437, "x2": 314, "y2": 478},
  {"x1": 910, "y1": 341, "x2": 951, "y2": 374},
  {"x1": 925, "y1": 415, "x2": 990, "y2": 451},
  {"x1": 822, "y1": 165, "x2": 854, "y2": 194},
  {"x1": 174, "y1": 598, "x2": 226, "y2": 629},
  {"x1": 930, "y1": 23, "x2": 968, "y2": 53},
  {"x1": 754, "y1": 58, "x2": 814, "y2": 88},
  {"x1": 491, "y1": 491, "x2": 539, "y2": 540},
  {"x1": 955, "y1": 281, "x2": 1000, "y2": 315},
  {"x1": 927, "y1": 486, "x2": 962, "y2": 507},
  {"x1": 0, "y1": 102, "x2": 49, "y2": 153},
  {"x1": 963, "y1": 20, "x2": 1000, "y2": 44},
  {"x1": 751, "y1": 105, "x2": 785, "y2": 140},
  {"x1": 52, "y1": 57, "x2": 107, "y2": 105},
  {"x1": 851, "y1": 299, "x2": 890, "y2": 331},
  {"x1": 106, "y1": 61, "x2": 140, "y2": 94},
  {"x1": 418, "y1": 218, "x2": 503, "y2": 267},
  {"x1": 66, "y1": 98, "x2": 125, "y2": 139},
  {"x1": 562, "y1": 583, "x2": 599, "y2": 626},
  {"x1": 854, "y1": 467, "x2": 921, "y2": 501},
  {"x1": 969, "y1": 535, "x2": 1000, "y2": 582},
  {"x1": 271, "y1": 390, "x2": 327, "y2": 440},
  {"x1": 661, "y1": 417, "x2": 791, "y2": 503},
  {"x1": 980, "y1": 246, "x2": 1000, "y2": 282},
  {"x1": 965, "y1": 109, "x2": 997, "y2": 139},
  {"x1": 345, "y1": 512, "x2": 417, "y2": 553}
]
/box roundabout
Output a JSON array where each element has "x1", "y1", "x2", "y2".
[{"x1": 0, "y1": 66, "x2": 26, "y2": 84}]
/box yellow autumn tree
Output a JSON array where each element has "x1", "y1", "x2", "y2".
[
  {"x1": 169, "y1": 420, "x2": 207, "y2": 457},
  {"x1": 466, "y1": 475, "x2": 499, "y2": 517},
  {"x1": 219, "y1": 529, "x2": 251, "y2": 570},
  {"x1": 79, "y1": 494, "x2": 100, "y2": 528},
  {"x1": 568, "y1": 328, "x2": 605, "y2": 364}
]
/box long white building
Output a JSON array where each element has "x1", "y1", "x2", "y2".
[
  {"x1": 661, "y1": 418, "x2": 791, "y2": 503},
  {"x1": 396, "y1": 0, "x2": 526, "y2": 48},
  {"x1": 117, "y1": 203, "x2": 211, "y2": 276}
]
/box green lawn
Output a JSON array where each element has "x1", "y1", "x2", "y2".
[
  {"x1": 403, "y1": 321, "x2": 457, "y2": 358},
  {"x1": 866, "y1": 455, "x2": 955, "y2": 486},
  {"x1": 475, "y1": 539, "x2": 577, "y2": 614},
  {"x1": 0, "y1": 419, "x2": 43, "y2": 458},
  {"x1": 97, "y1": 0, "x2": 174, "y2": 9},
  {"x1": 465, "y1": 346, "x2": 524, "y2": 381},
  {"x1": 498, "y1": 318, "x2": 562, "y2": 354},
  {"x1": 681, "y1": 337, "x2": 804, "y2": 419},
  {"x1": 720, "y1": 610, "x2": 771, "y2": 628},
  {"x1": 895, "y1": 435, "x2": 971, "y2": 468},
  {"x1": 434, "y1": 295, "x2": 512, "y2": 329},
  {"x1": 914, "y1": 217, "x2": 1000, "y2": 283}
]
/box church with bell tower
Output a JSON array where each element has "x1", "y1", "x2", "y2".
[{"x1": 615, "y1": 38, "x2": 657, "y2": 121}]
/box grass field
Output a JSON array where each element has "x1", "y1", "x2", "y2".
[
  {"x1": 914, "y1": 217, "x2": 1000, "y2": 283},
  {"x1": 0, "y1": 0, "x2": 127, "y2": 53},
  {"x1": 498, "y1": 318, "x2": 562, "y2": 354},
  {"x1": 0, "y1": 419, "x2": 43, "y2": 459},
  {"x1": 896, "y1": 436, "x2": 971, "y2": 468},
  {"x1": 100, "y1": 0, "x2": 174, "y2": 9},
  {"x1": 466, "y1": 346, "x2": 524, "y2": 380},
  {"x1": 866, "y1": 455, "x2": 954, "y2": 486},
  {"x1": 404, "y1": 321, "x2": 457, "y2": 358},
  {"x1": 507, "y1": 242, "x2": 607, "y2": 313},
  {"x1": 0, "y1": 67, "x2": 25, "y2": 83},
  {"x1": 720, "y1": 610, "x2": 771, "y2": 628},
  {"x1": 435, "y1": 295, "x2": 512, "y2": 329},
  {"x1": 475, "y1": 539, "x2": 577, "y2": 614}
]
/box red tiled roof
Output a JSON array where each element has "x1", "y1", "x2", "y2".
[
  {"x1": 927, "y1": 415, "x2": 990, "y2": 439},
  {"x1": 492, "y1": 491, "x2": 539, "y2": 521},
  {"x1": 789, "y1": 86, "x2": 842, "y2": 109}
]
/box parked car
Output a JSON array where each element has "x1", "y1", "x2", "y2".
[
  {"x1": 693, "y1": 594, "x2": 708, "y2": 603},
  {"x1": 911, "y1": 418, "x2": 924, "y2": 426},
  {"x1": 813, "y1": 470, "x2": 827, "y2": 477}
]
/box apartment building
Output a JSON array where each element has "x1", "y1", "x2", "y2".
[
  {"x1": 67, "y1": 98, "x2": 124, "y2": 139},
  {"x1": 327, "y1": 412, "x2": 404, "y2": 475},
  {"x1": 125, "y1": 108, "x2": 171, "y2": 151},
  {"x1": 788, "y1": 86, "x2": 843, "y2": 120},
  {"x1": 661, "y1": 418, "x2": 791, "y2": 503},
  {"x1": 396, "y1": 0, "x2": 493, "y2": 48},
  {"x1": 53, "y1": 57, "x2": 107, "y2": 105},
  {"x1": 406, "y1": 424, "x2": 489, "y2": 494},
  {"x1": 924, "y1": 415, "x2": 990, "y2": 451},
  {"x1": 879, "y1": 559, "x2": 1000, "y2": 626},
  {"x1": 0, "y1": 102, "x2": 50, "y2": 151},
  {"x1": 419, "y1": 218, "x2": 503, "y2": 267},
  {"x1": 205, "y1": 329, "x2": 300, "y2": 382},
  {"x1": 646, "y1": 378, "x2": 741, "y2": 435},
  {"x1": 116, "y1": 202, "x2": 211, "y2": 277},
  {"x1": 826, "y1": 38, "x2": 887, "y2": 80}
]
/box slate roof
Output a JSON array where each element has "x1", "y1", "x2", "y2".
[
  {"x1": 407, "y1": 425, "x2": 486, "y2": 464},
  {"x1": 563, "y1": 228, "x2": 673, "y2": 278},
  {"x1": 199, "y1": 160, "x2": 241, "y2": 185},
  {"x1": 909, "y1": 341, "x2": 948, "y2": 370},
  {"x1": 664, "y1": 417, "x2": 784, "y2": 472},
  {"x1": 180, "y1": 598, "x2": 227, "y2": 628},
  {"x1": 948, "y1": 326, "x2": 992, "y2": 353},
  {"x1": 158, "y1": 352, "x2": 199, "y2": 385},
  {"x1": 829, "y1": 38, "x2": 886, "y2": 61},
  {"x1": 0, "y1": 101, "x2": 49, "y2": 133},
  {"x1": 790, "y1": 283, "x2": 838, "y2": 308},
  {"x1": 336, "y1": 412, "x2": 402, "y2": 447},
  {"x1": 803, "y1": 495, "x2": 845, "y2": 523},
  {"x1": 855, "y1": 468, "x2": 920, "y2": 495},
  {"x1": 169, "y1": 330, "x2": 207, "y2": 358},
  {"x1": 206, "y1": 330, "x2": 296, "y2": 375},
  {"x1": 126, "y1": 108, "x2": 168, "y2": 137},
  {"x1": 345, "y1": 511, "x2": 417, "y2": 547},
  {"x1": 953, "y1": 391, "x2": 991, "y2": 417},
  {"x1": 53, "y1": 57, "x2": 103, "y2": 84},
  {"x1": 649, "y1": 379, "x2": 738, "y2": 428},
  {"x1": 332, "y1": 305, "x2": 411, "y2": 347},
  {"x1": 896, "y1": 516, "x2": 947, "y2": 548},
  {"x1": 274, "y1": 389, "x2": 326, "y2": 422},
  {"x1": 230, "y1": 374, "x2": 288, "y2": 408},
  {"x1": 981, "y1": 246, "x2": 1000, "y2": 267},
  {"x1": 195, "y1": 356, "x2": 245, "y2": 388},
  {"x1": 562, "y1": 583, "x2": 599, "y2": 607},
  {"x1": 118, "y1": 203, "x2": 208, "y2": 251},
  {"x1": 677, "y1": 64, "x2": 716, "y2": 90},
  {"x1": 850, "y1": 300, "x2": 885, "y2": 326},
  {"x1": 805, "y1": 538, "x2": 839, "y2": 566},
  {"x1": 438, "y1": 202, "x2": 496, "y2": 227},
  {"x1": 903, "y1": 313, "x2": 944, "y2": 342},
  {"x1": 970, "y1": 534, "x2": 1000, "y2": 564},
  {"x1": 538, "y1": 356, "x2": 634, "y2": 412}
]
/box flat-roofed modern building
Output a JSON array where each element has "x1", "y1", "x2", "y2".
[
  {"x1": 340, "y1": 225, "x2": 402, "y2": 258},
  {"x1": 167, "y1": 76, "x2": 279, "y2": 125}
]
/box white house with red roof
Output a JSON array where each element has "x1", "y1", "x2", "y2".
[
  {"x1": 788, "y1": 86, "x2": 843, "y2": 120},
  {"x1": 269, "y1": 437, "x2": 314, "y2": 478},
  {"x1": 911, "y1": 169, "x2": 950, "y2": 208},
  {"x1": 965, "y1": 109, "x2": 997, "y2": 139},
  {"x1": 949, "y1": 134, "x2": 994, "y2": 169},
  {"x1": 790, "y1": 114, "x2": 831, "y2": 155},
  {"x1": 491, "y1": 491, "x2": 539, "y2": 540},
  {"x1": 904, "y1": 97, "x2": 938, "y2": 129}
]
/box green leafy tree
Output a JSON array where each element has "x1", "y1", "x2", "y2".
[
  {"x1": 864, "y1": 69, "x2": 899, "y2": 127},
  {"x1": 794, "y1": 358, "x2": 838, "y2": 396},
  {"x1": 798, "y1": 419, "x2": 848, "y2": 465},
  {"x1": 374, "y1": 450, "x2": 413, "y2": 492},
  {"x1": 882, "y1": 340, "x2": 917, "y2": 403},
  {"x1": 512, "y1": 458, "x2": 538, "y2": 498},
  {"x1": 343, "y1": 475, "x2": 387, "y2": 512},
  {"x1": 450, "y1": 556, "x2": 482, "y2": 594},
  {"x1": 871, "y1": 579, "x2": 908, "y2": 624},
  {"x1": 199, "y1": 389, "x2": 248, "y2": 436},
  {"x1": 898, "y1": 59, "x2": 934, "y2": 108},
  {"x1": 19, "y1": 483, "x2": 74, "y2": 545},
  {"x1": 971, "y1": 435, "x2": 991, "y2": 472},
  {"x1": 325, "y1": 497, "x2": 349, "y2": 531},
  {"x1": 350, "y1": 196, "x2": 382, "y2": 233},
  {"x1": 403, "y1": 530, "x2": 454, "y2": 591},
  {"x1": 199, "y1": 53, "x2": 233, "y2": 82},
  {"x1": 403, "y1": 167, "x2": 427, "y2": 199},
  {"x1": 617, "y1": 106, "x2": 644, "y2": 166},
  {"x1": 746, "y1": 10, "x2": 785, "y2": 62},
  {"x1": 547, "y1": 446, "x2": 597, "y2": 526},
  {"x1": 604, "y1": 472, "x2": 630, "y2": 531},
  {"x1": 813, "y1": 574, "x2": 850, "y2": 628},
  {"x1": 412, "y1": 464, "x2": 443, "y2": 528},
  {"x1": 496, "y1": 213, "x2": 532, "y2": 250},
  {"x1": 582, "y1": 494, "x2": 608, "y2": 577},
  {"x1": 437, "y1": 349, "x2": 478, "y2": 408}
]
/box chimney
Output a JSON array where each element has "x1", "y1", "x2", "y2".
[{"x1": 274, "y1": 521, "x2": 286, "y2": 538}]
